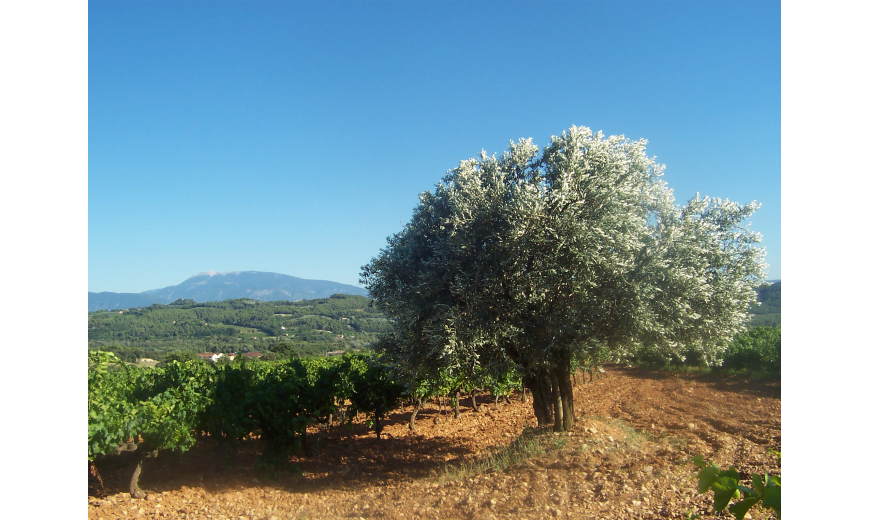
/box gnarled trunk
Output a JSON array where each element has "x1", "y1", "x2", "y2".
[
  {"x1": 453, "y1": 390, "x2": 462, "y2": 418},
  {"x1": 374, "y1": 407, "x2": 385, "y2": 438},
  {"x1": 88, "y1": 461, "x2": 104, "y2": 495},
  {"x1": 129, "y1": 445, "x2": 158, "y2": 499},
  {"x1": 524, "y1": 358, "x2": 575, "y2": 432},
  {"x1": 470, "y1": 390, "x2": 480, "y2": 412},
  {"x1": 409, "y1": 397, "x2": 421, "y2": 431},
  {"x1": 550, "y1": 366, "x2": 564, "y2": 431},
  {"x1": 554, "y1": 355, "x2": 575, "y2": 431},
  {"x1": 523, "y1": 370, "x2": 553, "y2": 427}
]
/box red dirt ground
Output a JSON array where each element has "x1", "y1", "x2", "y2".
[{"x1": 88, "y1": 365, "x2": 781, "y2": 519}]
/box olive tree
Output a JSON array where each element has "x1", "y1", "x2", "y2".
[{"x1": 362, "y1": 126, "x2": 766, "y2": 431}]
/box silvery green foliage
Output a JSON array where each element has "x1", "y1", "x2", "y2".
[{"x1": 361, "y1": 126, "x2": 766, "y2": 375}]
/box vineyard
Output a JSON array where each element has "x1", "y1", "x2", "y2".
[
  {"x1": 88, "y1": 360, "x2": 781, "y2": 519},
  {"x1": 88, "y1": 349, "x2": 532, "y2": 499}
]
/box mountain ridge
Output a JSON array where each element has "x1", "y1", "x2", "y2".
[{"x1": 89, "y1": 271, "x2": 367, "y2": 312}]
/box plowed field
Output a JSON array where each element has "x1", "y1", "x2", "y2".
[{"x1": 88, "y1": 365, "x2": 781, "y2": 519}]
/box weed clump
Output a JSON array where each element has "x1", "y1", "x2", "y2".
[{"x1": 439, "y1": 427, "x2": 548, "y2": 480}]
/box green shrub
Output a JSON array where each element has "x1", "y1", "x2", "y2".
[
  {"x1": 629, "y1": 344, "x2": 709, "y2": 368},
  {"x1": 722, "y1": 326, "x2": 780, "y2": 374}
]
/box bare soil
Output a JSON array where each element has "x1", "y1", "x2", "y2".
[{"x1": 88, "y1": 365, "x2": 781, "y2": 519}]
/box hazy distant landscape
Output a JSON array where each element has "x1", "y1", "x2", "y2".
[
  {"x1": 89, "y1": 293, "x2": 386, "y2": 360},
  {"x1": 88, "y1": 271, "x2": 367, "y2": 312}
]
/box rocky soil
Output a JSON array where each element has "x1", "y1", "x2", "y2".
[{"x1": 88, "y1": 365, "x2": 781, "y2": 519}]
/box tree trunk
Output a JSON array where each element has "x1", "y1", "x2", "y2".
[
  {"x1": 130, "y1": 455, "x2": 146, "y2": 499},
  {"x1": 524, "y1": 371, "x2": 553, "y2": 426},
  {"x1": 555, "y1": 357, "x2": 575, "y2": 431},
  {"x1": 550, "y1": 366, "x2": 564, "y2": 432},
  {"x1": 453, "y1": 390, "x2": 462, "y2": 418},
  {"x1": 493, "y1": 394, "x2": 500, "y2": 410},
  {"x1": 129, "y1": 447, "x2": 158, "y2": 499},
  {"x1": 409, "y1": 397, "x2": 421, "y2": 431},
  {"x1": 327, "y1": 413, "x2": 334, "y2": 427},
  {"x1": 88, "y1": 461, "x2": 104, "y2": 495},
  {"x1": 375, "y1": 408, "x2": 383, "y2": 439},
  {"x1": 470, "y1": 390, "x2": 480, "y2": 412}
]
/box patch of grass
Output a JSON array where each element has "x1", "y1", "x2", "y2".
[
  {"x1": 655, "y1": 365, "x2": 716, "y2": 376},
  {"x1": 651, "y1": 364, "x2": 779, "y2": 381},
  {"x1": 586, "y1": 415, "x2": 654, "y2": 448},
  {"x1": 439, "y1": 417, "x2": 665, "y2": 482},
  {"x1": 619, "y1": 426, "x2": 654, "y2": 449},
  {"x1": 663, "y1": 435, "x2": 688, "y2": 452},
  {"x1": 438, "y1": 427, "x2": 548, "y2": 481},
  {"x1": 654, "y1": 365, "x2": 781, "y2": 381}
]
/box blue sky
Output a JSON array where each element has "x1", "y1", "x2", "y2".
[{"x1": 88, "y1": 1, "x2": 781, "y2": 293}]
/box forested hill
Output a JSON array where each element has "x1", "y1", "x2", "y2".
[
  {"x1": 89, "y1": 271, "x2": 368, "y2": 311},
  {"x1": 89, "y1": 281, "x2": 779, "y2": 360},
  {"x1": 749, "y1": 281, "x2": 781, "y2": 327},
  {"x1": 88, "y1": 294, "x2": 389, "y2": 358}
]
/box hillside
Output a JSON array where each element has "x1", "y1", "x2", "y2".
[
  {"x1": 89, "y1": 271, "x2": 368, "y2": 312},
  {"x1": 749, "y1": 281, "x2": 781, "y2": 327},
  {"x1": 88, "y1": 294, "x2": 388, "y2": 358},
  {"x1": 89, "y1": 281, "x2": 780, "y2": 359}
]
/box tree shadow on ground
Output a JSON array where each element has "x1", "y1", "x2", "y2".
[
  {"x1": 613, "y1": 365, "x2": 780, "y2": 399},
  {"x1": 92, "y1": 424, "x2": 480, "y2": 498}
]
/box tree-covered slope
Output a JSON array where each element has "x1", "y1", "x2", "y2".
[
  {"x1": 88, "y1": 294, "x2": 388, "y2": 357},
  {"x1": 749, "y1": 281, "x2": 781, "y2": 327}
]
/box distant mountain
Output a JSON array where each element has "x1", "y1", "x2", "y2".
[
  {"x1": 143, "y1": 271, "x2": 368, "y2": 302},
  {"x1": 89, "y1": 271, "x2": 368, "y2": 312},
  {"x1": 89, "y1": 292, "x2": 166, "y2": 311}
]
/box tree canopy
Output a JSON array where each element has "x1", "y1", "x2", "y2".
[{"x1": 361, "y1": 126, "x2": 767, "y2": 431}]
